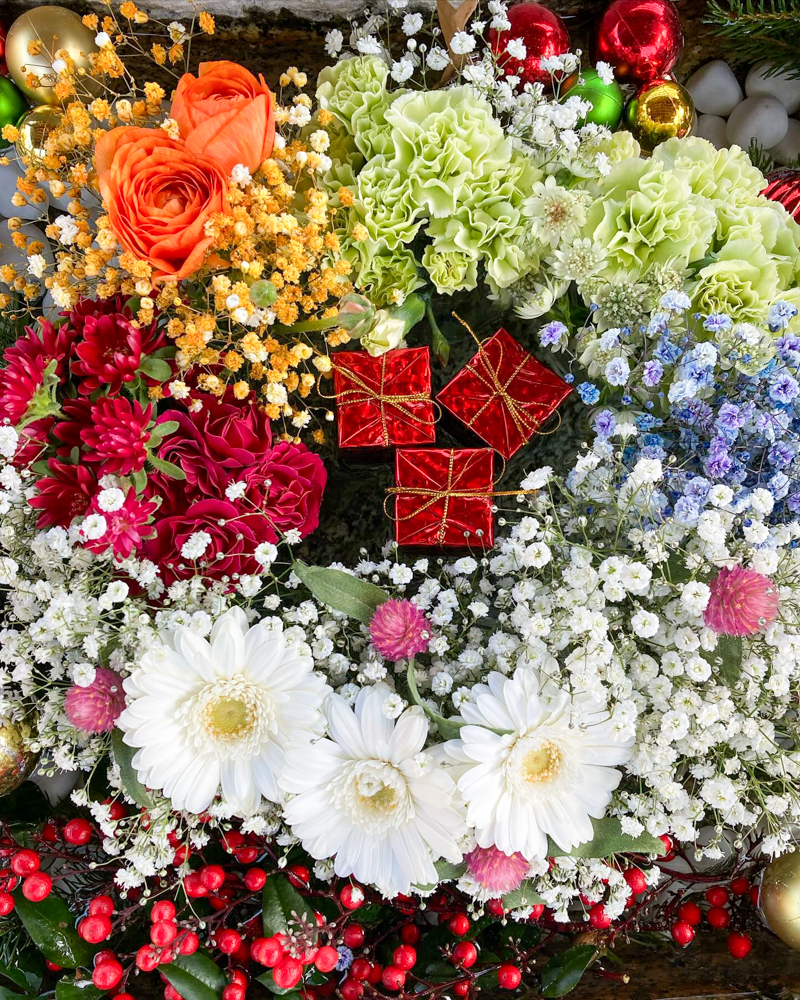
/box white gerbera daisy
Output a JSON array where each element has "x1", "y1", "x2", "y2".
[
  {"x1": 281, "y1": 685, "x2": 466, "y2": 897},
  {"x1": 440, "y1": 668, "x2": 633, "y2": 860},
  {"x1": 118, "y1": 607, "x2": 329, "y2": 817}
]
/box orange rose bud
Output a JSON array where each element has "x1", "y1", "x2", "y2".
[
  {"x1": 95, "y1": 126, "x2": 230, "y2": 285},
  {"x1": 171, "y1": 61, "x2": 276, "y2": 176}
]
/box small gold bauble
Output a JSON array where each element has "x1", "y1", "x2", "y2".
[
  {"x1": 5, "y1": 6, "x2": 100, "y2": 106},
  {"x1": 623, "y1": 78, "x2": 694, "y2": 153},
  {"x1": 0, "y1": 716, "x2": 39, "y2": 796},
  {"x1": 761, "y1": 853, "x2": 800, "y2": 951},
  {"x1": 15, "y1": 104, "x2": 62, "y2": 163}
]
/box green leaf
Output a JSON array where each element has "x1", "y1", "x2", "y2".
[
  {"x1": 540, "y1": 945, "x2": 597, "y2": 997},
  {"x1": 425, "y1": 301, "x2": 450, "y2": 366},
  {"x1": 0, "y1": 988, "x2": 31, "y2": 1000},
  {"x1": 501, "y1": 880, "x2": 546, "y2": 910},
  {"x1": 161, "y1": 952, "x2": 226, "y2": 1000},
  {"x1": 434, "y1": 860, "x2": 466, "y2": 882},
  {"x1": 0, "y1": 949, "x2": 44, "y2": 992},
  {"x1": 55, "y1": 977, "x2": 104, "y2": 1000},
  {"x1": 255, "y1": 972, "x2": 299, "y2": 995},
  {"x1": 702, "y1": 634, "x2": 743, "y2": 686},
  {"x1": 12, "y1": 891, "x2": 95, "y2": 968},
  {"x1": 130, "y1": 468, "x2": 147, "y2": 494},
  {"x1": 138, "y1": 357, "x2": 173, "y2": 382},
  {"x1": 111, "y1": 728, "x2": 152, "y2": 808},
  {"x1": 261, "y1": 875, "x2": 314, "y2": 939},
  {"x1": 547, "y1": 817, "x2": 663, "y2": 859},
  {"x1": 148, "y1": 455, "x2": 186, "y2": 480},
  {"x1": 405, "y1": 660, "x2": 465, "y2": 740},
  {"x1": 148, "y1": 420, "x2": 180, "y2": 447},
  {"x1": 294, "y1": 561, "x2": 389, "y2": 625}
]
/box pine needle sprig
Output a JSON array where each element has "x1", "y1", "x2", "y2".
[{"x1": 705, "y1": 0, "x2": 800, "y2": 78}]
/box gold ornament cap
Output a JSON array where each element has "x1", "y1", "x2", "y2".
[
  {"x1": 761, "y1": 852, "x2": 800, "y2": 952},
  {"x1": 5, "y1": 6, "x2": 100, "y2": 106},
  {"x1": 623, "y1": 78, "x2": 694, "y2": 153}
]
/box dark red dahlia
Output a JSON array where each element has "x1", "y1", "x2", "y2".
[
  {"x1": 0, "y1": 320, "x2": 77, "y2": 425},
  {"x1": 27, "y1": 460, "x2": 97, "y2": 528},
  {"x1": 142, "y1": 498, "x2": 278, "y2": 587},
  {"x1": 246, "y1": 441, "x2": 326, "y2": 538},
  {"x1": 69, "y1": 296, "x2": 165, "y2": 396},
  {"x1": 152, "y1": 395, "x2": 273, "y2": 498},
  {"x1": 82, "y1": 489, "x2": 157, "y2": 560},
  {"x1": 80, "y1": 397, "x2": 153, "y2": 476},
  {"x1": 54, "y1": 398, "x2": 95, "y2": 458}
]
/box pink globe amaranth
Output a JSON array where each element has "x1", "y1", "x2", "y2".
[
  {"x1": 64, "y1": 668, "x2": 126, "y2": 734},
  {"x1": 369, "y1": 599, "x2": 431, "y2": 661},
  {"x1": 466, "y1": 845, "x2": 529, "y2": 895},
  {"x1": 704, "y1": 565, "x2": 780, "y2": 636}
]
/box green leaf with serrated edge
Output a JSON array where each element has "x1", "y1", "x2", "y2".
[
  {"x1": 0, "y1": 949, "x2": 44, "y2": 992},
  {"x1": 162, "y1": 952, "x2": 226, "y2": 1000},
  {"x1": 541, "y1": 945, "x2": 598, "y2": 997},
  {"x1": 294, "y1": 561, "x2": 389, "y2": 625},
  {"x1": 261, "y1": 875, "x2": 314, "y2": 939},
  {"x1": 502, "y1": 880, "x2": 546, "y2": 910},
  {"x1": 547, "y1": 817, "x2": 662, "y2": 859},
  {"x1": 55, "y1": 978, "x2": 104, "y2": 1000},
  {"x1": 12, "y1": 891, "x2": 95, "y2": 968},
  {"x1": 111, "y1": 728, "x2": 152, "y2": 808},
  {"x1": 701, "y1": 634, "x2": 743, "y2": 686},
  {"x1": 138, "y1": 357, "x2": 173, "y2": 382}
]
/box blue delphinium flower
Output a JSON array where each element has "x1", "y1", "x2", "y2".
[
  {"x1": 703, "y1": 313, "x2": 732, "y2": 334},
  {"x1": 769, "y1": 371, "x2": 800, "y2": 405},
  {"x1": 768, "y1": 300, "x2": 799, "y2": 332},
  {"x1": 593, "y1": 409, "x2": 616, "y2": 438},
  {"x1": 642, "y1": 359, "x2": 663, "y2": 387},
  {"x1": 660, "y1": 290, "x2": 692, "y2": 312},
  {"x1": 539, "y1": 321, "x2": 568, "y2": 348},
  {"x1": 605, "y1": 357, "x2": 630, "y2": 386},
  {"x1": 577, "y1": 382, "x2": 600, "y2": 404}
]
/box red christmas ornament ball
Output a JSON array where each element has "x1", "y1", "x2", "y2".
[
  {"x1": 488, "y1": 3, "x2": 570, "y2": 87},
  {"x1": 763, "y1": 169, "x2": 800, "y2": 224},
  {"x1": 596, "y1": 0, "x2": 683, "y2": 82},
  {"x1": 0, "y1": 25, "x2": 6, "y2": 76}
]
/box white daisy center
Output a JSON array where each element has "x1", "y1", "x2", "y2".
[
  {"x1": 333, "y1": 760, "x2": 414, "y2": 835},
  {"x1": 506, "y1": 735, "x2": 563, "y2": 791},
  {"x1": 180, "y1": 675, "x2": 277, "y2": 759}
]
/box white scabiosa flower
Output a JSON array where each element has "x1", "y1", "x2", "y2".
[
  {"x1": 281, "y1": 685, "x2": 466, "y2": 897},
  {"x1": 440, "y1": 669, "x2": 633, "y2": 859},
  {"x1": 118, "y1": 608, "x2": 329, "y2": 817}
]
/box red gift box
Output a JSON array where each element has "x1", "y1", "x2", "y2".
[
  {"x1": 437, "y1": 327, "x2": 571, "y2": 459},
  {"x1": 332, "y1": 347, "x2": 436, "y2": 449},
  {"x1": 389, "y1": 448, "x2": 495, "y2": 549}
]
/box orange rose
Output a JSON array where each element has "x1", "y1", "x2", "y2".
[
  {"x1": 172, "y1": 61, "x2": 276, "y2": 176},
  {"x1": 95, "y1": 126, "x2": 230, "y2": 284}
]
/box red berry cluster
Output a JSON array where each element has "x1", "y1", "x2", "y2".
[{"x1": 671, "y1": 879, "x2": 754, "y2": 958}]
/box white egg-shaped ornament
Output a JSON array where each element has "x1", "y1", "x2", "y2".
[
  {"x1": 769, "y1": 119, "x2": 800, "y2": 167},
  {"x1": 685, "y1": 60, "x2": 742, "y2": 116},
  {"x1": 696, "y1": 114, "x2": 728, "y2": 149},
  {"x1": 727, "y1": 95, "x2": 788, "y2": 150},
  {"x1": 746, "y1": 61, "x2": 800, "y2": 115}
]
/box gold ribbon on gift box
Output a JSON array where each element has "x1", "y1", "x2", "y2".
[
  {"x1": 451, "y1": 313, "x2": 562, "y2": 440},
  {"x1": 326, "y1": 353, "x2": 436, "y2": 447}
]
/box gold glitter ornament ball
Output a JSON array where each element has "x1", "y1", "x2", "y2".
[
  {"x1": 761, "y1": 853, "x2": 800, "y2": 951},
  {"x1": 623, "y1": 78, "x2": 694, "y2": 152},
  {"x1": 0, "y1": 716, "x2": 39, "y2": 796},
  {"x1": 15, "y1": 105, "x2": 62, "y2": 163},
  {"x1": 5, "y1": 6, "x2": 99, "y2": 106}
]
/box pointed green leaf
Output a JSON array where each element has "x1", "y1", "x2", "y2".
[
  {"x1": 294, "y1": 562, "x2": 389, "y2": 625},
  {"x1": 434, "y1": 860, "x2": 466, "y2": 881},
  {"x1": 12, "y1": 891, "x2": 95, "y2": 968},
  {"x1": 255, "y1": 971, "x2": 300, "y2": 995},
  {"x1": 0, "y1": 949, "x2": 44, "y2": 992},
  {"x1": 138, "y1": 357, "x2": 173, "y2": 382},
  {"x1": 261, "y1": 875, "x2": 314, "y2": 939},
  {"x1": 148, "y1": 420, "x2": 180, "y2": 447},
  {"x1": 161, "y1": 952, "x2": 226, "y2": 1000},
  {"x1": 130, "y1": 468, "x2": 147, "y2": 494},
  {"x1": 111, "y1": 728, "x2": 152, "y2": 808},
  {"x1": 148, "y1": 455, "x2": 186, "y2": 480},
  {"x1": 702, "y1": 634, "x2": 743, "y2": 686},
  {"x1": 541, "y1": 945, "x2": 597, "y2": 997},
  {"x1": 547, "y1": 817, "x2": 662, "y2": 859},
  {"x1": 55, "y1": 978, "x2": 104, "y2": 1000}
]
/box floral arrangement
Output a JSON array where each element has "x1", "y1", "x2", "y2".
[{"x1": 0, "y1": 0, "x2": 800, "y2": 997}]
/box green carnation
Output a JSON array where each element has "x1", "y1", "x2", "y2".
[
  {"x1": 355, "y1": 243, "x2": 425, "y2": 307},
  {"x1": 651, "y1": 137, "x2": 765, "y2": 207},
  {"x1": 384, "y1": 87, "x2": 511, "y2": 217},
  {"x1": 316, "y1": 57, "x2": 389, "y2": 134},
  {"x1": 351, "y1": 88, "x2": 408, "y2": 158},
  {"x1": 585, "y1": 157, "x2": 717, "y2": 274},
  {"x1": 422, "y1": 243, "x2": 478, "y2": 294},
  {"x1": 691, "y1": 238, "x2": 783, "y2": 322},
  {"x1": 355, "y1": 155, "x2": 424, "y2": 249}
]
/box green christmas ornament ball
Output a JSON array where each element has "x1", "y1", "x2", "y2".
[
  {"x1": 561, "y1": 68, "x2": 624, "y2": 129},
  {"x1": 0, "y1": 76, "x2": 28, "y2": 142}
]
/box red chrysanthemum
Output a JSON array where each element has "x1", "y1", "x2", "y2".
[
  {"x1": 0, "y1": 320, "x2": 76, "y2": 425},
  {"x1": 27, "y1": 460, "x2": 97, "y2": 529},
  {"x1": 69, "y1": 295, "x2": 165, "y2": 396},
  {"x1": 82, "y1": 488, "x2": 157, "y2": 560},
  {"x1": 80, "y1": 397, "x2": 153, "y2": 476}
]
